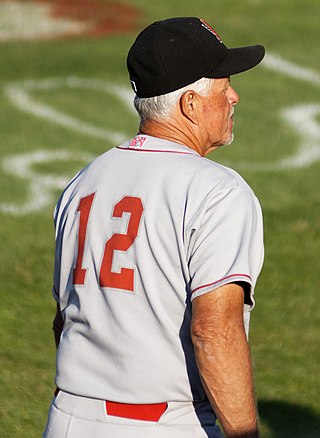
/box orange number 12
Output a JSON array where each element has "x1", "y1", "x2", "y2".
[{"x1": 73, "y1": 194, "x2": 144, "y2": 292}]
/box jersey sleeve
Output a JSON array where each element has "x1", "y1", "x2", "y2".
[
  {"x1": 188, "y1": 186, "x2": 264, "y2": 310},
  {"x1": 52, "y1": 285, "x2": 59, "y2": 302}
]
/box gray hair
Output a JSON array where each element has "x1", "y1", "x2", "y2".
[{"x1": 134, "y1": 77, "x2": 213, "y2": 122}]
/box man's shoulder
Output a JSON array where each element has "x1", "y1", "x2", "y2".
[{"x1": 194, "y1": 157, "x2": 254, "y2": 194}]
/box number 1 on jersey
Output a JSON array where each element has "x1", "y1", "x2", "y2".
[
  {"x1": 73, "y1": 194, "x2": 144, "y2": 292},
  {"x1": 73, "y1": 192, "x2": 95, "y2": 285}
]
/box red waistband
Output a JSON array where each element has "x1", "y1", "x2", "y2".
[{"x1": 106, "y1": 400, "x2": 168, "y2": 422}]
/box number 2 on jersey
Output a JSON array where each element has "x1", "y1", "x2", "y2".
[{"x1": 73, "y1": 194, "x2": 144, "y2": 292}]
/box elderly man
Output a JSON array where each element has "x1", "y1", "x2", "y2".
[{"x1": 43, "y1": 17, "x2": 265, "y2": 438}]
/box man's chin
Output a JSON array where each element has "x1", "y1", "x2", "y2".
[
  {"x1": 221, "y1": 132, "x2": 235, "y2": 147},
  {"x1": 206, "y1": 132, "x2": 235, "y2": 155}
]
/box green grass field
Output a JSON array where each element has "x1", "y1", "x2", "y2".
[{"x1": 0, "y1": 0, "x2": 319, "y2": 436}]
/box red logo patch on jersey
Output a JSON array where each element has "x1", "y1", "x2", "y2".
[
  {"x1": 129, "y1": 136, "x2": 147, "y2": 149},
  {"x1": 200, "y1": 19, "x2": 223, "y2": 44}
]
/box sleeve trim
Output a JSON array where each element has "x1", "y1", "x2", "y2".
[{"x1": 191, "y1": 273, "x2": 252, "y2": 295}]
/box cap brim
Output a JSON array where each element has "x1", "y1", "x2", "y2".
[{"x1": 206, "y1": 45, "x2": 265, "y2": 78}]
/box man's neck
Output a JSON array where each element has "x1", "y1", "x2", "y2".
[{"x1": 139, "y1": 119, "x2": 205, "y2": 156}]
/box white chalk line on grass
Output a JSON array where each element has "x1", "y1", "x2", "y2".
[
  {"x1": 0, "y1": 150, "x2": 95, "y2": 215},
  {"x1": 232, "y1": 52, "x2": 320, "y2": 171},
  {"x1": 4, "y1": 77, "x2": 135, "y2": 144},
  {"x1": 0, "y1": 53, "x2": 320, "y2": 214},
  {"x1": 237, "y1": 103, "x2": 320, "y2": 171},
  {"x1": 263, "y1": 53, "x2": 320, "y2": 87},
  {"x1": 1, "y1": 77, "x2": 136, "y2": 215}
]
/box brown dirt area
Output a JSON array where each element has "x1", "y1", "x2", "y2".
[{"x1": 38, "y1": 0, "x2": 141, "y2": 38}]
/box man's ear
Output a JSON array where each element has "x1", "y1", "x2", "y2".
[{"x1": 179, "y1": 91, "x2": 201, "y2": 124}]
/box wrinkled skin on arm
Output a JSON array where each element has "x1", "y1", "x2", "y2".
[{"x1": 191, "y1": 283, "x2": 259, "y2": 438}]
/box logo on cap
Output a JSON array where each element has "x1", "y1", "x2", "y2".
[{"x1": 200, "y1": 19, "x2": 223, "y2": 44}]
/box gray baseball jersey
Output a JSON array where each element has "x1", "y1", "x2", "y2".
[{"x1": 52, "y1": 134, "x2": 264, "y2": 404}]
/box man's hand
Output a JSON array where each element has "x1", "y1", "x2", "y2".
[{"x1": 191, "y1": 283, "x2": 259, "y2": 438}]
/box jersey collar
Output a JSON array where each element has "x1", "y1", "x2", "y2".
[{"x1": 117, "y1": 134, "x2": 201, "y2": 156}]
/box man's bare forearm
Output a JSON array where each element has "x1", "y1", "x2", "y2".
[
  {"x1": 191, "y1": 284, "x2": 259, "y2": 438},
  {"x1": 193, "y1": 331, "x2": 259, "y2": 437}
]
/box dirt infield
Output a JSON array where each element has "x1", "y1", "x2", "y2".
[
  {"x1": 0, "y1": 0, "x2": 141, "y2": 41},
  {"x1": 44, "y1": 0, "x2": 141, "y2": 37}
]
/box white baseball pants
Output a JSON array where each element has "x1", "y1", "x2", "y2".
[{"x1": 43, "y1": 390, "x2": 223, "y2": 438}]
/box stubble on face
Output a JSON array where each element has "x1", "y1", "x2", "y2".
[
  {"x1": 224, "y1": 106, "x2": 235, "y2": 146},
  {"x1": 200, "y1": 78, "x2": 238, "y2": 154}
]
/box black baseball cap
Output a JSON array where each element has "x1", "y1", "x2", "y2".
[{"x1": 127, "y1": 17, "x2": 265, "y2": 98}]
